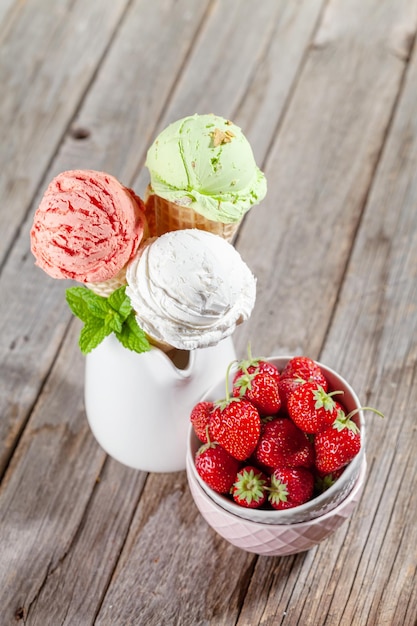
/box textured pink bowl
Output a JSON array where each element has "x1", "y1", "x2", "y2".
[
  {"x1": 187, "y1": 455, "x2": 366, "y2": 556},
  {"x1": 186, "y1": 356, "x2": 367, "y2": 555},
  {"x1": 188, "y1": 356, "x2": 365, "y2": 525}
]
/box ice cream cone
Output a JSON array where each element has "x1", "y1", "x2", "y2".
[
  {"x1": 145, "y1": 115, "x2": 267, "y2": 241},
  {"x1": 86, "y1": 266, "x2": 127, "y2": 297},
  {"x1": 145, "y1": 186, "x2": 240, "y2": 242}
]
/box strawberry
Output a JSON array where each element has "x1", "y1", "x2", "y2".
[
  {"x1": 287, "y1": 382, "x2": 342, "y2": 434},
  {"x1": 268, "y1": 467, "x2": 314, "y2": 510},
  {"x1": 314, "y1": 411, "x2": 361, "y2": 474},
  {"x1": 254, "y1": 418, "x2": 314, "y2": 469},
  {"x1": 315, "y1": 405, "x2": 384, "y2": 474},
  {"x1": 208, "y1": 362, "x2": 261, "y2": 460},
  {"x1": 232, "y1": 465, "x2": 269, "y2": 508},
  {"x1": 277, "y1": 375, "x2": 305, "y2": 409},
  {"x1": 314, "y1": 467, "x2": 345, "y2": 493},
  {"x1": 278, "y1": 356, "x2": 328, "y2": 409},
  {"x1": 233, "y1": 344, "x2": 280, "y2": 385},
  {"x1": 190, "y1": 401, "x2": 214, "y2": 443},
  {"x1": 194, "y1": 442, "x2": 240, "y2": 493},
  {"x1": 281, "y1": 356, "x2": 328, "y2": 390},
  {"x1": 232, "y1": 370, "x2": 281, "y2": 416},
  {"x1": 209, "y1": 398, "x2": 261, "y2": 461}
]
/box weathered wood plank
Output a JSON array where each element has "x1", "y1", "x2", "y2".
[
  {"x1": 315, "y1": 27, "x2": 417, "y2": 624},
  {"x1": 2, "y1": 0, "x2": 417, "y2": 624},
  {"x1": 0, "y1": 0, "x2": 19, "y2": 33},
  {"x1": 233, "y1": 0, "x2": 417, "y2": 360},
  {"x1": 234, "y1": 0, "x2": 417, "y2": 623},
  {"x1": 0, "y1": 1, "x2": 326, "y2": 624},
  {"x1": 95, "y1": 472, "x2": 256, "y2": 626},
  {"x1": 133, "y1": 0, "x2": 324, "y2": 191},
  {"x1": 0, "y1": 0, "x2": 211, "y2": 475},
  {"x1": 0, "y1": 322, "x2": 148, "y2": 624},
  {"x1": 0, "y1": 0, "x2": 132, "y2": 266},
  {"x1": 52, "y1": 0, "x2": 211, "y2": 184},
  {"x1": 0, "y1": 0, "x2": 321, "y2": 494}
]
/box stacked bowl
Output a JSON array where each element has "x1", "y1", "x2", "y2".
[{"x1": 186, "y1": 357, "x2": 366, "y2": 556}]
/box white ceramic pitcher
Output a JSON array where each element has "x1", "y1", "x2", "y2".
[{"x1": 84, "y1": 334, "x2": 236, "y2": 472}]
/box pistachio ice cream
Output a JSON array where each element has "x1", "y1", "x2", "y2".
[{"x1": 145, "y1": 114, "x2": 266, "y2": 225}]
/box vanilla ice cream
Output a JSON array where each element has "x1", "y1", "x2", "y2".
[{"x1": 126, "y1": 229, "x2": 256, "y2": 350}]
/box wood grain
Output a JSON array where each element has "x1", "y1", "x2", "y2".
[
  {"x1": 0, "y1": 0, "x2": 132, "y2": 267},
  {"x1": 1, "y1": 0, "x2": 417, "y2": 624},
  {"x1": 0, "y1": 0, "x2": 211, "y2": 475},
  {"x1": 234, "y1": 0, "x2": 417, "y2": 360}
]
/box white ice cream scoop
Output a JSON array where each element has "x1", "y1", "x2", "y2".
[{"x1": 126, "y1": 229, "x2": 256, "y2": 350}]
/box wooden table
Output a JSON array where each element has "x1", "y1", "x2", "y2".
[{"x1": 1, "y1": 1, "x2": 416, "y2": 624}]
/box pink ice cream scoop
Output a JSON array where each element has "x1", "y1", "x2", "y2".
[{"x1": 30, "y1": 170, "x2": 147, "y2": 283}]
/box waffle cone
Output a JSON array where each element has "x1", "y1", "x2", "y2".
[
  {"x1": 145, "y1": 186, "x2": 240, "y2": 242},
  {"x1": 86, "y1": 266, "x2": 127, "y2": 297}
]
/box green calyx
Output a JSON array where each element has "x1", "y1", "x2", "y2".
[
  {"x1": 234, "y1": 372, "x2": 254, "y2": 396},
  {"x1": 332, "y1": 406, "x2": 384, "y2": 433},
  {"x1": 66, "y1": 286, "x2": 151, "y2": 355},
  {"x1": 233, "y1": 468, "x2": 267, "y2": 504},
  {"x1": 197, "y1": 434, "x2": 218, "y2": 457},
  {"x1": 332, "y1": 411, "x2": 359, "y2": 434},
  {"x1": 234, "y1": 341, "x2": 267, "y2": 376},
  {"x1": 268, "y1": 475, "x2": 289, "y2": 505},
  {"x1": 313, "y1": 386, "x2": 344, "y2": 412},
  {"x1": 315, "y1": 472, "x2": 339, "y2": 493}
]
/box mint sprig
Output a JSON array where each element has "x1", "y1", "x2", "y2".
[{"x1": 66, "y1": 286, "x2": 151, "y2": 355}]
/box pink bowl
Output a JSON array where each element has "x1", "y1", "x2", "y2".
[
  {"x1": 187, "y1": 455, "x2": 366, "y2": 556},
  {"x1": 186, "y1": 356, "x2": 367, "y2": 555},
  {"x1": 188, "y1": 357, "x2": 365, "y2": 525}
]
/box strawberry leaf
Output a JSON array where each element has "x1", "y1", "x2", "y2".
[
  {"x1": 332, "y1": 415, "x2": 359, "y2": 434},
  {"x1": 214, "y1": 396, "x2": 241, "y2": 412},
  {"x1": 313, "y1": 387, "x2": 343, "y2": 411},
  {"x1": 234, "y1": 373, "x2": 253, "y2": 394},
  {"x1": 268, "y1": 475, "x2": 288, "y2": 504}
]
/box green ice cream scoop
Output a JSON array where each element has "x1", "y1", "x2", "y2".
[{"x1": 145, "y1": 114, "x2": 267, "y2": 223}]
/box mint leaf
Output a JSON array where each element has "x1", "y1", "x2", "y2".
[
  {"x1": 115, "y1": 312, "x2": 151, "y2": 353},
  {"x1": 104, "y1": 309, "x2": 123, "y2": 334},
  {"x1": 108, "y1": 286, "x2": 131, "y2": 322},
  {"x1": 79, "y1": 319, "x2": 112, "y2": 354},
  {"x1": 66, "y1": 287, "x2": 94, "y2": 322},
  {"x1": 66, "y1": 287, "x2": 109, "y2": 320},
  {"x1": 82, "y1": 291, "x2": 109, "y2": 319},
  {"x1": 66, "y1": 285, "x2": 151, "y2": 354}
]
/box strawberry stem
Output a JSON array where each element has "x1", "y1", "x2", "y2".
[
  {"x1": 225, "y1": 359, "x2": 238, "y2": 401},
  {"x1": 327, "y1": 390, "x2": 345, "y2": 399},
  {"x1": 345, "y1": 406, "x2": 384, "y2": 421}
]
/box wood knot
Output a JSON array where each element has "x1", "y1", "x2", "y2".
[
  {"x1": 15, "y1": 606, "x2": 26, "y2": 621},
  {"x1": 70, "y1": 126, "x2": 91, "y2": 140}
]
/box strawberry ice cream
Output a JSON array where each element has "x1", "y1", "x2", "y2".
[{"x1": 30, "y1": 170, "x2": 146, "y2": 283}]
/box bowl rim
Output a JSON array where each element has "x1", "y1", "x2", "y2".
[
  {"x1": 187, "y1": 355, "x2": 365, "y2": 524},
  {"x1": 187, "y1": 454, "x2": 367, "y2": 531}
]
